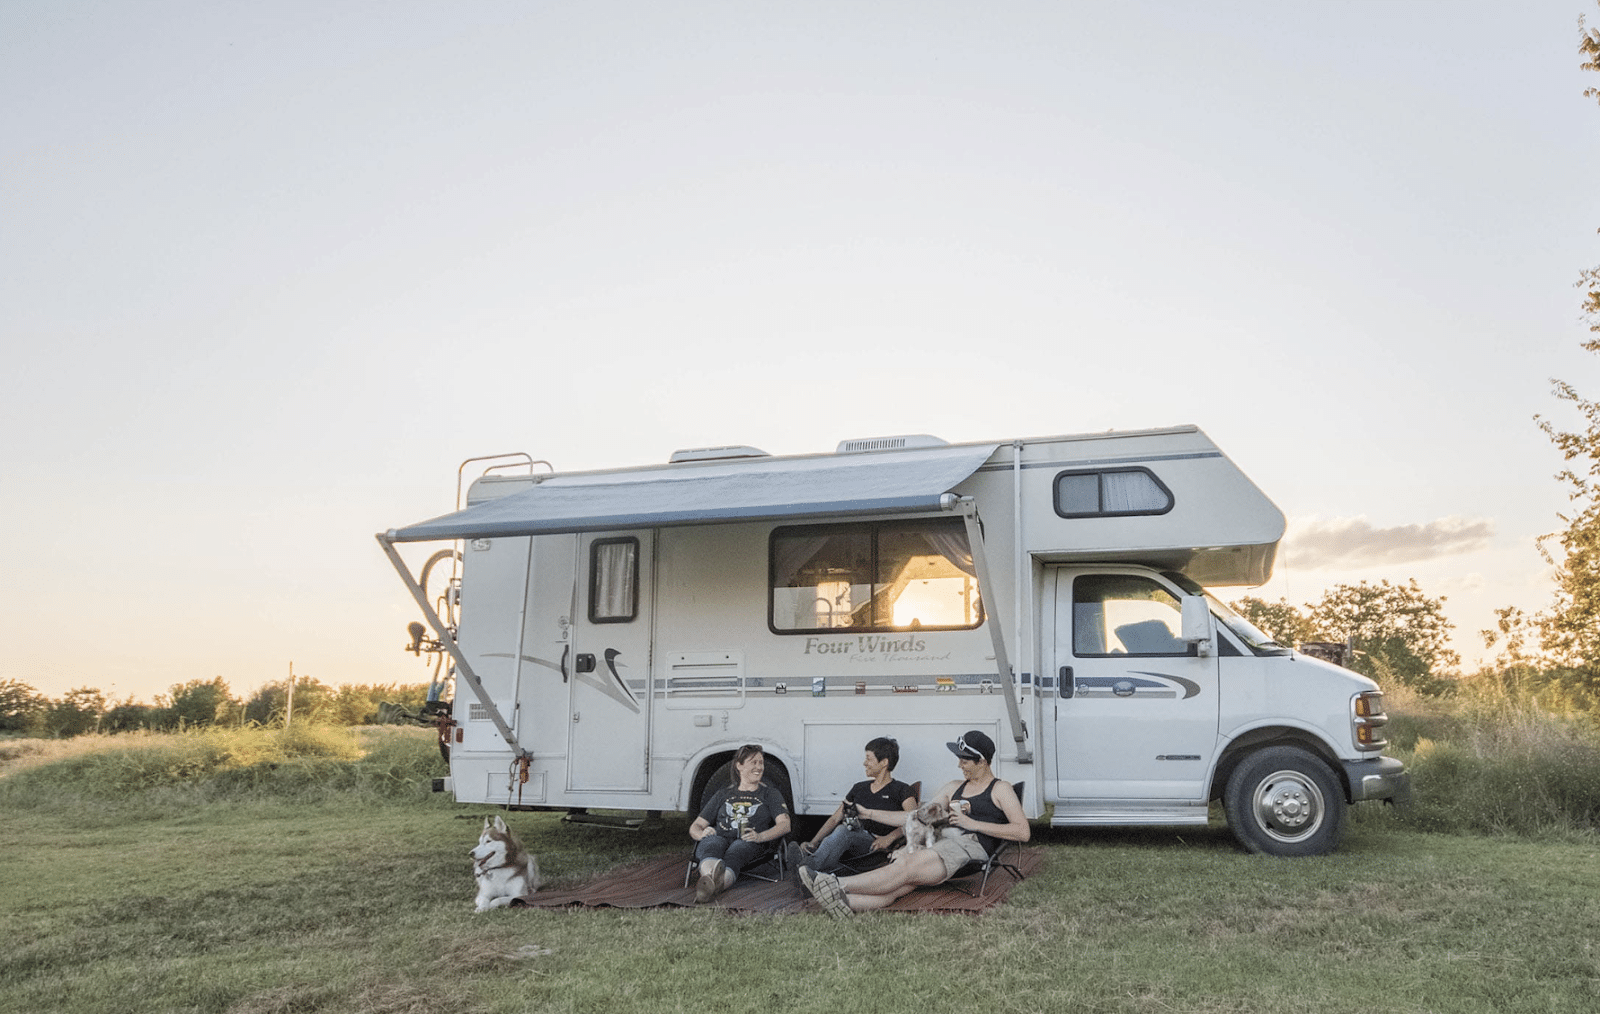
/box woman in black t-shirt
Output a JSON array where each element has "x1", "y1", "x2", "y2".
[
  {"x1": 799, "y1": 729, "x2": 1028, "y2": 918},
  {"x1": 792, "y1": 736, "x2": 916, "y2": 874},
  {"x1": 688, "y1": 744, "x2": 792, "y2": 903}
]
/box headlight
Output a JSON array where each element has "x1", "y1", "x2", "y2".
[{"x1": 1351, "y1": 691, "x2": 1388, "y2": 751}]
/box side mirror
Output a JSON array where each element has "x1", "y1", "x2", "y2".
[{"x1": 1181, "y1": 596, "x2": 1213, "y2": 657}]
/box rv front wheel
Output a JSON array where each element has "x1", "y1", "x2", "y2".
[{"x1": 1224, "y1": 746, "x2": 1346, "y2": 857}]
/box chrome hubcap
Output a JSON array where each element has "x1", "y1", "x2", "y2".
[{"x1": 1253, "y1": 769, "x2": 1324, "y2": 842}]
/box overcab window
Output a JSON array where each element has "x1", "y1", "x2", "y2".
[
  {"x1": 769, "y1": 519, "x2": 983, "y2": 633},
  {"x1": 589, "y1": 537, "x2": 638, "y2": 623},
  {"x1": 1054, "y1": 467, "x2": 1173, "y2": 518}
]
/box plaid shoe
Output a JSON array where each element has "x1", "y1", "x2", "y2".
[{"x1": 805, "y1": 871, "x2": 853, "y2": 919}]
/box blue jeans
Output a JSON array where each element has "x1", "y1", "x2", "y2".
[
  {"x1": 695, "y1": 833, "x2": 768, "y2": 876},
  {"x1": 807, "y1": 824, "x2": 876, "y2": 873}
]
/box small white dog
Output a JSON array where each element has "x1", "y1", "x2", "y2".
[
  {"x1": 470, "y1": 815, "x2": 541, "y2": 912},
  {"x1": 902, "y1": 800, "x2": 955, "y2": 853}
]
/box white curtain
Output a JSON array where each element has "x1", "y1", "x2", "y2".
[
  {"x1": 593, "y1": 541, "x2": 636, "y2": 619},
  {"x1": 921, "y1": 530, "x2": 976, "y2": 577},
  {"x1": 1101, "y1": 471, "x2": 1167, "y2": 513}
]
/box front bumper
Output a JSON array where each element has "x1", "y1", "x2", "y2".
[{"x1": 1342, "y1": 755, "x2": 1412, "y2": 805}]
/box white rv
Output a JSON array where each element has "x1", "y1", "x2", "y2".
[{"x1": 379, "y1": 426, "x2": 1409, "y2": 857}]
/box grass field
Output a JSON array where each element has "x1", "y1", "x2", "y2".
[{"x1": 2, "y1": 726, "x2": 1597, "y2": 1014}]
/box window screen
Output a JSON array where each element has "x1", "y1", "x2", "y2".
[{"x1": 1053, "y1": 468, "x2": 1173, "y2": 517}]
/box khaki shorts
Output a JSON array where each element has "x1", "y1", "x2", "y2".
[{"x1": 928, "y1": 834, "x2": 990, "y2": 879}]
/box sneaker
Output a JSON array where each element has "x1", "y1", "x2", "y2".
[
  {"x1": 695, "y1": 860, "x2": 725, "y2": 903},
  {"x1": 784, "y1": 841, "x2": 804, "y2": 871},
  {"x1": 804, "y1": 870, "x2": 853, "y2": 919},
  {"x1": 797, "y1": 864, "x2": 817, "y2": 892}
]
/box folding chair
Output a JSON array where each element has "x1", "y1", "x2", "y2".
[
  {"x1": 946, "y1": 780, "x2": 1026, "y2": 897},
  {"x1": 684, "y1": 833, "x2": 790, "y2": 887}
]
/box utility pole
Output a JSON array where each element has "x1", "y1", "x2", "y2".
[{"x1": 286, "y1": 661, "x2": 295, "y2": 729}]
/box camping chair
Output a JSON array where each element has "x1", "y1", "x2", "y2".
[
  {"x1": 835, "y1": 781, "x2": 921, "y2": 874},
  {"x1": 945, "y1": 780, "x2": 1027, "y2": 897},
  {"x1": 685, "y1": 775, "x2": 795, "y2": 888},
  {"x1": 684, "y1": 832, "x2": 790, "y2": 887}
]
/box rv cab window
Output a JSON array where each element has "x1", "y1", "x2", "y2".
[
  {"x1": 1072, "y1": 574, "x2": 1188, "y2": 657},
  {"x1": 769, "y1": 519, "x2": 983, "y2": 633}
]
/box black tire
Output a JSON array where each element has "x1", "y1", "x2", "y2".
[
  {"x1": 1224, "y1": 745, "x2": 1346, "y2": 857},
  {"x1": 693, "y1": 758, "x2": 795, "y2": 816}
]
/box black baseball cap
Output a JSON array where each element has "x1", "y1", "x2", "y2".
[{"x1": 946, "y1": 730, "x2": 995, "y2": 763}]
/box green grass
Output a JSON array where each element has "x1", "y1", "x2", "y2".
[{"x1": 2, "y1": 725, "x2": 1599, "y2": 1014}]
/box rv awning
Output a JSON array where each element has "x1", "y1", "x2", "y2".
[{"x1": 385, "y1": 444, "x2": 1001, "y2": 542}]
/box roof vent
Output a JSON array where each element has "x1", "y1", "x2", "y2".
[
  {"x1": 669, "y1": 445, "x2": 771, "y2": 463},
  {"x1": 836, "y1": 434, "x2": 950, "y2": 454}
]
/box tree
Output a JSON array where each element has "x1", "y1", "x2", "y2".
[
  {"x1": 0, "y1": 679, "x2": 45, "y2": 733},
  {"x1": 44, "y1": 687, "x2": 108, "y2": 738},
  {"x1": 325, "y1": 682, "x2": 431, "y2": 726},
  {"x1": 1307, "y1": 580, "x2": 1459, "y2": 695},
  {"x1": 166, "y1": 676, "x2": 236, "y2": 728},
  {"x1": 1531, "y1": 7, "x2": 1600, "y2": 680},
  {"x1": 1229, "y1": 596, "x2": 1319, "y2": 648},
  {"x1": 103, "y1": 698, "x2": 164, "y2": 733},
  {"x1": 244, "y1": 676, "x2": 332, "y2": 726}
]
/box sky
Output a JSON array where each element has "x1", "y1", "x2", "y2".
[{"x1": 3, "y1": 1, "x2": 1598, "y2": 705}]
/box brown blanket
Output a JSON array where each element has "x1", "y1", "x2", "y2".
[{"x1": 513, "y1": 847, "x2": 1044, "y2": 915}]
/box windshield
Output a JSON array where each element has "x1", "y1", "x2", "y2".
[{"x1": 1163, "y1": 572, "x2": 1290, "y2": 655}]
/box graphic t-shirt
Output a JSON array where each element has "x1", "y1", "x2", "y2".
[
  {"x1": 698, "y1": 782, "x2": 789, "y2": 838},
  {"x1": 845, "y1": 778, "x2": 916, "y2": 836}
]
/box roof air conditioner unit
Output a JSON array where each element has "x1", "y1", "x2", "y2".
[
  {"x1": 836, "y1": 434, "x2": 950, "y2": 454},
  {"x1": 668, "y1": 445, "x2": 771, "y2": 463}
]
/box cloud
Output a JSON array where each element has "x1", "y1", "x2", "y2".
[{"x1": 1283, "y1": 515, "x2": 1495, "y2": 570}]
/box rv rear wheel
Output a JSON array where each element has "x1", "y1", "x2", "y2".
[{"x1": 1224, "y1": 746, "x2": 1346, "y2": 857}]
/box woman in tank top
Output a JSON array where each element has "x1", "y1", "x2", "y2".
[{"x1": 799, "y1": 729, "x2": 1028, "y2": 917}]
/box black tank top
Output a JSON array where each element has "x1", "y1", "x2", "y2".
[{"x1": 951, "y1": 778, "x2": 1006, "y2": 857}]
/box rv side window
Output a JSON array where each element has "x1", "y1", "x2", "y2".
[
  {"x1": 589, "y1": 538, "x2": 638, "y2": 623},
  {"x1": 769, "y1": 520, "x2": 983, "y2": 633},
  {"x1": 1054, "y1": 468, "x2": 1173, "y2": 518},
  {"x1": 1072, "y1": 574, "x2": 1188, "y2": 656}
]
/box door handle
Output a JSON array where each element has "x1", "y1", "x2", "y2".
[
  {"x1": 575, "y1": 652, "x2": 596, "y2": 673},
  {"x1": 1059, "y1": 665, "x2": 1074, "y2": 699}
]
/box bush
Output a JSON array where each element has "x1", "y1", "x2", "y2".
[{"x1": 1387, "y1": 681, "x2": 1600, "y2": 838}]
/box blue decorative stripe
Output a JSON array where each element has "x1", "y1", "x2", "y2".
[{"x1": 976, "y1": 451, "x2": 1222, "y2": 473}]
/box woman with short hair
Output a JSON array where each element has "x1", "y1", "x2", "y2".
[
  {"x1": 790, "y1": 736, "x2": 916, "y2": 875},
  {"x1": 799, "y1": 729, "x2": 1028, "y2": 917}
]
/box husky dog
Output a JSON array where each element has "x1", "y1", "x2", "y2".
[
  {"x1": 470, "y1": 815, "x2": 542, "y2": 912},
  {"x1": 902, "y1": 800, "x2": 954, "y2": 853}
]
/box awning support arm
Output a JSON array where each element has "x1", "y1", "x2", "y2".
[
  {"x1": 947, "y1": 495, "x2": 1033, "y2": 763},
  {"x1": 375, "y1": 533, "x2": 527, "y2": 758}
]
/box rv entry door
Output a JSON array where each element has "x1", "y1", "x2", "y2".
[
  {"x1": 566, "y1": 530, "x2": 653, "y2": 792},
  {"x1": 1049, "y1": 569, "x2": 1220, "y2": 805}
]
